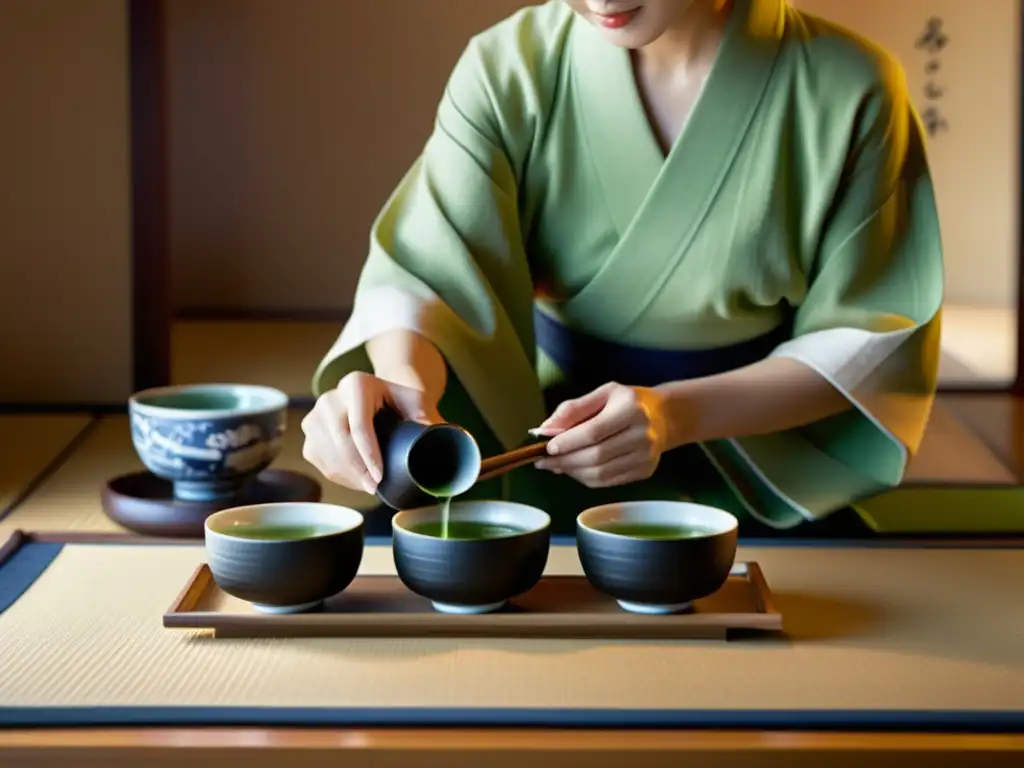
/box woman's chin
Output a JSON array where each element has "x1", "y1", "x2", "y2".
[{"x1": 591, "y1": 21, "x2": 663, "y2": 49}]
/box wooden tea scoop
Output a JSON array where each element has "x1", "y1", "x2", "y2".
[{"x1": 477, "y1": 440, "x2": 551, "y2": 483}]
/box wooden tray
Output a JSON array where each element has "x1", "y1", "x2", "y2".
[{"x1": 164, "y1": 562, "x2": 782, "y2": 640}]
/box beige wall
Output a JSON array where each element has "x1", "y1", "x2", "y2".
[
  {"x1": 168, "y1": 0, "x2": 529, "y2": 314},
  {"x1": 168, "y1": 0, "x2": 1020, "y2": 313},
  {"x1": 795, "y1": 0, "x2": 1020, "y2": 308},
  {"x1": 0, "y1": 0, "x2": 133, "y2": 403}
]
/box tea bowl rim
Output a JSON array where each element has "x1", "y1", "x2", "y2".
[
  {"x1": 577, "y1": 500, "x2": 739, "y2": 541},
  {"x1": 392, "y1": 500, "x2": 551, "y2": 542},
  {"x1": 204, "y1": 501, "x2": 365, "y2": 543},
  {"x1": 129, "y1": 382, "x2": 289, "y2": 420}
]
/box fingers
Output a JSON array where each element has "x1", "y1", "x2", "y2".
[
  {"x1": 533, "y1": 384, "x2": 662, "y2": 489},
  {"x1": 536, "y1": 425, "x2": 644, "y2": 472},
  {"x1": 535, "y1": 424, "x2": 657, "y2": 489},
  {"x1": 537, "y1": 383, "x2": 615, "y2": 434},
  {"x1": 301, "y1": 378, "x2": 382, "y2": 496},
  {"x1": 547, "y1": 389, "x2": 636, "y2": 456},
  {"x1": 301, "y1": 414, "x2": 377, "y2": 495},
  {"x1": 301, "y1": 373, "x2": 442, "y2": 496},
  {"x1": 565, "y1": 453, "x2": 653, "y2": 489},
  {"x1": 344, "y1": 380, "x2": 383, "y2": 484}
]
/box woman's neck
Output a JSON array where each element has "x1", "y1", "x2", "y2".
[{"x1": 637, "y1": 0, "x2": 732, "y2": 73}]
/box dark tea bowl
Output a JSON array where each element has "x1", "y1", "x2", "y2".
[
  {"x1": 392, "y1": 501, "x2": 551, "y2": 614},
  {"x1": 129, "y1": 383, "x2": 289, "y2": 502},
  {"x1": 577, "y1": 501, "x2": 738, "y2": 615},
  {"x1": 204, "y1": 502, "x2": 365, "y2": 613}
]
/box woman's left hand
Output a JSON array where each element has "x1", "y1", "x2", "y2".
[{"x1": 533, "y1": 382, "x2": 671, "y2": 488}]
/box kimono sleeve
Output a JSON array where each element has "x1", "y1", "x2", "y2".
[
  {"x1": 702, "y1": 76, "x2": 944, "y2": 529},
  {"x1": 311, "y1": 41, "x2": 547, "y2": 450}
]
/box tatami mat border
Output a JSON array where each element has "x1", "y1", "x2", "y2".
[
  {"x1": 0, "y1": 706, "x2": 1023, "y2": 733},
  {"x1": 0, "y1": 535, "x2": 63, "y2": 614},
  {"x1": 0, "y1": 418, "x2": 99, "y2": 521}
]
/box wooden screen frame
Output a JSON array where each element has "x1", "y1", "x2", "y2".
[
  {"x1": 1015, "y1": 0, "x2": 1024, "y2": 396},
  {"x1": 127, "y1": 0, "x2": 172, "y2": 394}
]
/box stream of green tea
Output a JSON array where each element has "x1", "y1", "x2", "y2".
[
  {"x1": 405, "y1": 491, "x2": 455, "y2": 538},
  {"x1": 410, "y1": 490, "x2": 522, "y2": 540},
  {"x1": 439, "y1": 494, "x2": 452, "y2": 538},
  {"x1": 411, "y1": 445, "x2": 521, "y2": 540},
  {"x1": 408, "y1": 443, "x2": 458, "y2": 538}
]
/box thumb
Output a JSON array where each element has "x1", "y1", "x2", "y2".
[
  {"x1": 417, "y1": 403, "x2": 445, "y2": 425},
  {"x1": 538, "y1": 384, "x2": 613, "y2": 433},
  {"x1": 387, "y1": 384, "x2": 443, "y2": 425}
]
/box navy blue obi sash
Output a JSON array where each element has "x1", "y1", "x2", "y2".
[{"x1": 533, "y1": 306, "x2": 793, "y2": 392}]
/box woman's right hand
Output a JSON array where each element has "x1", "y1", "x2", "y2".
[{"x1": 301, "y1": 371, "x2": 442, "y2": 495}]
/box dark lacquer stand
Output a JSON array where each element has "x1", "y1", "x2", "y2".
[{"x1": 101, "y1": 470, "x2": 322, "y2": 538}]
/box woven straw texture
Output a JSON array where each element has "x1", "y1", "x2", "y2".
[{"x1": 1, "y1": 542, "x2": 1022, "y2": 711}]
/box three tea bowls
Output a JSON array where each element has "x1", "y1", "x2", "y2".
[
  {"x1": 391, "y1": 500, "x2": 551, "y2": 614},
  {"x1": 204, "y1": 502, "x2": 365, "y2": 614},
  {"x1": 576, "y1": 501, "x2": 738, "y2": 614},
  {"x1": 128, "y1": 383, "x2": 289, "y2": 502}
]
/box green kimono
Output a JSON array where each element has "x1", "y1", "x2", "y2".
[{"x1": 313, "y1": 0, "x2": 943, "y2": 531}]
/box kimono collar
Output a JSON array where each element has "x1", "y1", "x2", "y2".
[{"x1": 560, "y1": 0, "x2": 788, "y2": 338}]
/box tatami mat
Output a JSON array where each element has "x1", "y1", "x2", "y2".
[
  {"x1": 0, "y1": 415, "x2": 92, "y2": 516},
  {"x1": 0, "y1": 414, "x2": 377, "y2": 536},
  {"x1": 1, "y1": 541, "x2": 1022, "y2": 715}
]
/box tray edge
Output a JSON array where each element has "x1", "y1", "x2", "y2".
[
  {"x1": 163, "y1": 563, "x2": 214, "y2": 625},
  {"x1": 746, "y1": 562, "x2": 778, "y2": 609},
  {"x1": 163, "y1": 562, "x2": 784, "y2": 635}
]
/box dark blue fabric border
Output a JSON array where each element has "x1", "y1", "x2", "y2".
[
  {"x1": 1, "y1": 706, "x2": 1022, "y2": 732},
  {"x1": 733, "y1": 537, "x2": 1024, "y2": 549},
  {"x1": 0, "y1": 542, "x2": 63, "y2": 615},
  {"x1": 363, "y1": 535, "x2": 1024, "y2": 550}
]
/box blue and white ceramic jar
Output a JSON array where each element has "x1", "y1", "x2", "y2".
[{"x1": 128, "y1": 383, "x2": 289, "y2": 501}]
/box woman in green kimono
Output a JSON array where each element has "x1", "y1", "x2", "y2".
[{"x1": 301, "y1": 0, "x2": 943, "y2": 535}]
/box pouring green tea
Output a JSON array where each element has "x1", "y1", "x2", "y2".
[
  {"x1": 371, "y1": 404, "x2": 551, "y2": 539},
  {"x1": 401, "y1": 420, "x2": 489, "y2": 538},
  {"x1": 407, "y1": 451, "x2": 463, "y2": 538},
  {"x1": 406, "y1": 432, "x2": 549, "y2": 539}
]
